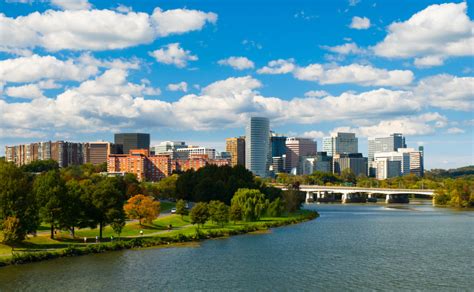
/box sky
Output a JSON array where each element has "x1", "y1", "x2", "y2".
[{"x1": 0, "y1": 0, "x2": 473, "y2": 169}]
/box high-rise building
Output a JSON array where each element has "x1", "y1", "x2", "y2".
[
  {"x1": 398, "y1": 148, "x2": 424, "y2": 176},
  {"x1": 83, "y1": 142, "x2": 113, "y2": 165},
  {"x1": 5, "y1": 141, "x2": 84, "y2": 167},
  {"x1": 299, "y1": 152, "x2": 332, "y2": 175},
  {"x1": 226, "y1": 137, "x2": 245, "y2": 166},
  {"x1": 374, "y1": 151, "x2": 411, "y2": 175},
  {"x1": 245, "y1": 117, "x2": 270, "y2": 177},
  {"x1": 271, "y1": 133, "x2": 287, "y2": 157},
  {"x1": 285, "y1": 137, "x2": 317, "y2": 172},
  {"x1": 368, "y1": 133, "x2": 406, "y2": 162},
  {"x1": 322, "y1": 132, "x2": 358, "y2": 156},
  {"x1": 114, "y1": 133, "x2": 150, "y2": 155},
  {"x1": 374, "y1": 158, "x2": 401, "y2": 180},
  {"x1": 333, "y1": 153, "x2": 367, "y2": 177}
]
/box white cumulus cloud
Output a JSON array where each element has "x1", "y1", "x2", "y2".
[
  {"x1": 0, "y1": 7, "x2": 217, "y2": 51},
  {"x1": 373, "y1": 2, "x2": 473, "y2": 66},
  {"x1": 167, "y1": 81, "x2": 188, "y2": 92},
  {"x1": 149, "y1": 43, "x2": 198, "y2": 68},
  {"x1": 350, "y1": 16, "x2": 370, "y2": 29},
  {"x1": 257, "y1": 59, "x2": 296, "y2": 74},
  {"x1": 218, "y1": 56, "x2": 254, "y2": 70},
  {"x1": 50, "y1": 0, "x2": 92, "y2": 10}
]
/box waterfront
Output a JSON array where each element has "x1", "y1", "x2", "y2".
[{"x1": 0, "y1": 203, "x2": 472, "y2": 291}]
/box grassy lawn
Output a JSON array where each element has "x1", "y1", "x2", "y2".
[{"x1": 0, "y1": 210, "x2": 314, "y2": 261}]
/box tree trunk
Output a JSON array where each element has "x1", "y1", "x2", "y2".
[
  {"x1": 50, "y1": 224, "x2": 54, "y2": 239},
  {"x1": 99, "y1": 222, "x2": 103, "y2": 239},
  {"x1": 71, "y1": 226, "x2": 75, "y2": 238}
]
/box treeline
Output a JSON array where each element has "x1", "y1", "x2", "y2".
[
  {"x1": 0, "y1": 160, "x2": 142, "y2": 243},
  {"x1": 275, "y1": 168, "x2": 474, "y2": 208},
  {"x1": 0, "y1": 161, "x2": 303, "y2": 244}
]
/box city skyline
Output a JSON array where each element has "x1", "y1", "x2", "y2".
[{"x1": 1, "y1": 0, "x2": 473, "y2": 170}]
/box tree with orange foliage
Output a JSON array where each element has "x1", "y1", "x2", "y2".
[{"x1": 123, "y1": 194, "x2": 160, "y2": 226}]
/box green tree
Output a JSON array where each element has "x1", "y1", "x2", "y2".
[
  {"x1": 176, "y1": 199, "x2": 188, "y2": 219},
  {"x1": 208, "y1": 200, "x2": 229, "y2": 227},
  {"x1": 190, "y1": 202, "x2": 209, "y2": 229},
  {"x1": 282, "y1": 187, "x2": 304, "y2": 213},
  {"x1": 155, "y1": 174, "x2": 178, "y2": 199},
  {"x1": 0, "y1": 161, "x2": 38, "y2": 242},
  {"x1": 21, "y1": 159, "x2": 59, "y2": 173},
  {"x1": 267, "y1": 198, "x2": 285, "y2": 217},
  {"x1": 34, "y1": 170, "x2": 69, "y2": 239},
  {"x1": 231, "y1": 188, "x2": 267, "y2": 222},
  {"x1": 61, "y1": 179, "x2": 88, "y2": 237},
  {"x1": 341, "y1": 169, "x2": 357, "y2": 185},
  {"x1": 229, "y1": 203, "x2": 242, "y2": 223},
  {"x1": 89, "y1": 177, "x2": 126, "y2": 239}
]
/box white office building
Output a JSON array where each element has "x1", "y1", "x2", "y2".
[{"x1": 175, "y1": 146, "x2": 216, "y2": 159}]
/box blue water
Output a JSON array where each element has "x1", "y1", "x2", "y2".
[{"x1": 0, "y1": 204, "x2": 472, "y2": 291}]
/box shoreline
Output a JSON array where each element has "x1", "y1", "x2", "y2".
[{"x1": 0, "y1": 210, "x2": 318, "y2": 267}]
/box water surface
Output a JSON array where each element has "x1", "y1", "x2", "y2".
[{"x1": 1, "y1": 204, "x2": 472, "y2": 291}]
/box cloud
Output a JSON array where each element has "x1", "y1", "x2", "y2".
[
  {"x1": 373, "y1": 2, "x2": 473, "y2": 66},
  {"x1": 301, "y1": 130, "x2": 326, "y2": 139},
  {"x1": 446, "y1": 127, "x2": 465, "y2": 134},
  {"x1": 333, "y1": 113, "x2": 448, "y2": 137},
  {"x1": 5, "y1": 84, "x2": 45, "y2": 99},
  {"x1": 149, "y1": 43, "x2": 198, "y2": 68},
  {"x1": 167, "y1": 81, "x2": 188, "y2": 92},
  {"x1": 0, "y1": 75, "x2": 426, "y2": 137},
  {"x1": 321, "y1": 42, "x2": 365, "y2": 55},
  {"x1": 348, "y1": 0, "x2": 360, "y2": 6},
  {"x1": 0, "y1": 7, "x2": 217, "y2": 51},
  {"x1": 304, "y1": 90, "x2": 329, "y2": 98},
  {"x1": 218, "y1": 56, "x2": 254, "y2": 70},
  {"x1": 257, "y1": 59, "x2": 296, "y2": 74},
  {"x1": 414, "y1": 74, "x2": 474, "y2": 111},
  {"x1": 0, "y1": 54, "x2": 98, "y2": 83},
  {"x1": 50, "y1": 0, "x2": 92, "y2": 10},
  {"x1": 294, "y1": 63, "x2": 413, "y2": 86},
  {"x1": 350, "y1": 16, "x2": 370, "y2": 29}
]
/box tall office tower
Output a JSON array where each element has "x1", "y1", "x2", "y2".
[
  {"x1": 153, "y1": 141, "x2": 187, "y2": 154},
  {"x1": 398, "y1": 148, "x2": 424, "y2": 176},
  {"x1": 270, "y1": 133, "x2": 287, "y2": 157},
  {"x1": 322, "y1": 132, "x2": 358, "y2": 157},
  {"x1": 285, "y1": 137, "x2": 317, "y2": 172},
  {"x1": 114, "y1": 133, "x2": 150, "y2": 155},
  {"x1": 84, "y1": 142, "x2": 112, "y2": 165},
  {"x1": 226, "y1": 137, "x2": 246, "y2": 166},
  {"x1": 245, "y1": 117, "x2": 270, "y2": 177},
  {"x1": 368, "y1": 133, "x2": 407, "y2": 161},
  {"x1": 333, "y1": 153, "x2": 367, "y2": 177}
]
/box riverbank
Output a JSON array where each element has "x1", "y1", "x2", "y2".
[{"x1": 0, "y1": 210, "x2": 318, "y2": 267}]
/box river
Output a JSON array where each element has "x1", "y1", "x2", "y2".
[{"x1": 0, "y1": 203, "x2": 472, "y2": 291}]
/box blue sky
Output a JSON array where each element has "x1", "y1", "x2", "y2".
[{"x1": 0, "y1": 0, "x2": 473, "y2": 169}]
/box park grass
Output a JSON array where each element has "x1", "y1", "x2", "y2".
[{"x1": 0, "y1": 210, "x2": 318, "y2": 266}]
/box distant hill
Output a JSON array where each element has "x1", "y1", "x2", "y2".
[{"x1": 426, "y1": 165, "x2": 474, "y2": 179}]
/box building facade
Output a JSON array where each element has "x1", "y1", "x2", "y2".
[
  {"x1": 5, "y1": 141, "x2": 85, "y2": 167},
  {"x1": 333, "y1": 153, "x2": 367, "y2": 177},
  {"x1": 83, "y1": 142, "x2": 113, "y2": 165},
  {"x1": 374, "y1": 158, "x2": 401, "y2": 180},
  {"x1": 398, "y1": 148, "x2": 424, "y2": 176},
  {"x1": 175, "y1": 146, "x2": 216, "y2": 160},
  {"x1": 299, "y1": 152, "x2": 332, "y2": 175},
  {"x1": 368, "y1": 133, "x2": 406, "y2": 162},
  {"x1": 285, "y1": 137, "x2": 317, "y2": 173},
  {"x1": 114, "y1": 133, "x2": 150, "y2": 155},
  {"x1": 245, "y1": 117, "x2": 270, "y2": 177},
  {"x1": 226, "y1": 137, "x2": 245, "y2": 166},
  {"x1": 322, "y1": 132, "x2": 358, "y2": 156}
]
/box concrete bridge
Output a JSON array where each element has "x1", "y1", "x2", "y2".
[{"x1": 276, "y1": 184, "x2": 435, "y2": 204}]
